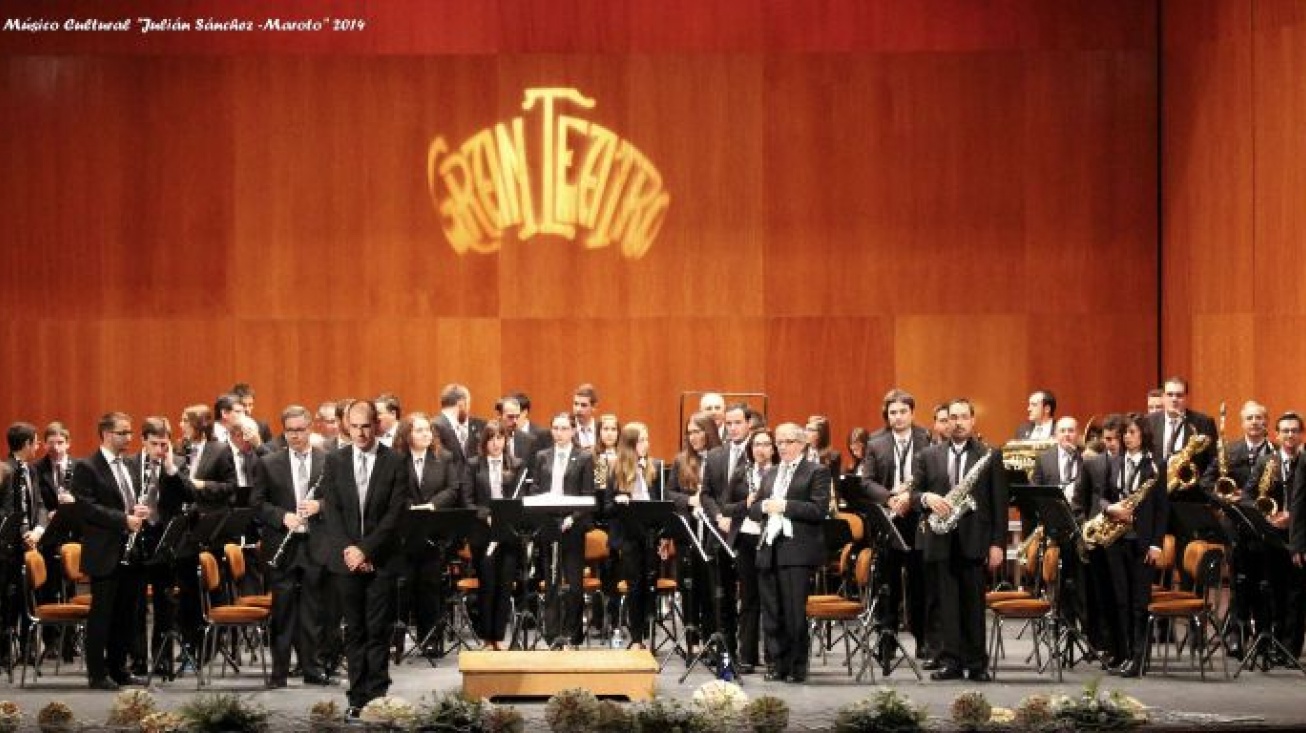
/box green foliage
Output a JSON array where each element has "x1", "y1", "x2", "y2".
[
  {"x1": 544, "y1": 688, "x2": 600, "y2": 733},
  {"x1": 178, "y1": 693, "x2": 269, "y2": 733},
  {"x1": 833, "y1": 688, "x2": 927, "y2": 733},
  {"x1": 949, "y1": 690, "x2": 992, "y2": 729},
  {"x1": 417, "y1": 690, "x2": 487, "y2": 732},
  {"x1": 631, "y1": 697, "x2": 707, "y2": 733},
  {"x1": 36, "y1": 701, "x2": 75, "y2": 733},
  {"x1": 743, "y1": 695, "x2": 790, "y2": 733}
]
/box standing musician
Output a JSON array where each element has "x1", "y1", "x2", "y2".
[
  {"x1": 319, "y1": 399, "x2": 408, "y2": 715},
  {"x1": 858, "y1": 389, "x2": 933, "y2": 664},
  {"x1": 252, "y1": 405, "x2": 331, "y2": 688},
  {"x1": 1145, "y1": 376, "x2": 1218, "y2": 479},
  {"x1": 1291, "y1": 422, "x2": 1306, "y2": 655},
  {"x1": 602, "y1": 422, "x2": 664, "y2": 649},
  {"x1": 1015, "y1": 390, "x2": 1058, "y2": 440},
  {"x1": 394, "y1": 412, "x2": 463, "y2": 656},
  {"x1": 1201, "y1": 400, "x2": 1273, "y2": 657},
  {"x1": 3, "y1": 422, "x2": 45, "y2": 663},
  {"x1": 530, "y1": 413, "x2": 596, "y2": 649},
  {"x1": 1031, "y1": 416, "x2": 1091, "y2": 635},
  {"x1": 70, "y1": 412, "x2": 150, "y2": 690},
  {"x1": 1074, "y1": 414, "x2": 1124, "y2": 660},
  {"x1": 1246, "y1": 411, "x2": 1303, "y2": 663},
  {"x1": 463, "y1": 420, "x2": 525, "y2": 650},
  {"x1": 702, "y1": 404, "x2": 753, "y2": 665},
  {"x1": 732, "y1": 427, "x2": 778, "y2": 673},
  {"x1": 126, "y1": 417, "x2": 191, "y2": 677},
  {"x1": 666, "y1": 412, "x2": 723, "y2": 658},
  {"x1": 1099, "y1": 413, "x2": 1167, "y2": 677},
  {"x1": 749, "y1": 422, "x2": 831, "y2": 684},
  {"x1": 804, "y1": 416, "x2": 842, "y2": 477},
  {"x1": 32, "y1": 421, "x2": 78, "y2": 658},
  {"x1": 913, "y1": 398, "x2": 1007, "y2": 682}
]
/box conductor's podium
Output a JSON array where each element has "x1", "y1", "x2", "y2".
[{"x1": 460, "y1": 649, "x2": 658, "y2": 701}]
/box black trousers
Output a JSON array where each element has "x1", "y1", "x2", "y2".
[
  {"x1": 616, "y1": 539, "x2": 653, "y2": 644},
  {"x1": 268, "y1": 559, "x2": 325, "y2": 680},
  {"x1": 930, "y1": 541, "x2": 987, "y2": 673},
  {"x1": 404, "y1": 548, "x2": 446, "y2": 644},
  {"x1": 334, "y1": 571, "x2": 395, "y2": 708},
  {"x1": 474, "y1": 541, "x2": 519, "y2": 644},
  {"x1": 757, "y1": 542, "x2": 813, "y2": 675},
  {"x1": 735, "y1": 538, "x2": 761, "y2": 665},
  {"x1": 1279, "y1": 553, "x2": 1305, "y2": 658},
  {"x1": 542, "y1": 528, "x2": 585, "y2": 646},
  {"x1": 86, "y1": 563, "x2": 145, "y2": 681},
  {"x1": 1103, "y1": 539, "x2": 1152, "y2": 662},
  {"x1": 878, "y1": 545, "x2": 927, "y2": 654},
  {"x1": 717, "y1": 546, "x2": 740, "y2": 655}
]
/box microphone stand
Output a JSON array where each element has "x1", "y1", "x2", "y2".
[{"x1": 680, "y1": 507, "x2": 738, "y2": 683}]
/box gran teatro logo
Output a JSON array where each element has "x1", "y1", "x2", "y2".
[{"x1": 427, "y1": 88, "x2": 669, "y2": 259}]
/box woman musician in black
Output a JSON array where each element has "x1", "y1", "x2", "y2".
[
  {"x1": 462, "y1": 420, "x2": 526, "y2": 650},
  {"x1": 601, "y1": 422, "x2": 665, "y2": 649}
]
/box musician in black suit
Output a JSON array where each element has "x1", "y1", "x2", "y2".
[
  {"x1": 432, "y1": 384, "x2": 476, "y2": 463},
  {"x1": 70, "y1": 412, "x2": 150, "y2": 690},
  {"x1": 313, "y1": 400, "x2": 343, "y2": 452},
  {"x1": 1291, "y1": 416, "x2": 1306, "y2": 658},
  {"x1": 1030, "y1": 416, "x2": 1094, "y2": 648},
  {"x1": 666, "y1": 413, "x2": 723, "y2": 658},
  {"x1": 1099, "y1": 413, "x2": 1168, "y2": 677},
  {"x1": 1013, "y1": 389, "x2": 1057, "y2": 440},
  {"x1": 858, "y1": 389, "x2": 933, "y2": 662},
  {"x1": 3, "y1": 422, "x2": 45, "y2": 659},
  {"x1": 123, "y1": 417, "x2": 192, "y2": 677},
  {"x1": 749, "y1": 422, "x2": 831, "y2": 683},
  {"x1": 319, "y1": 399, "x2": 408, "y2": 713},
  {"x1": 601, "y1": 422, "x2": 665, "y2": 649},
  {"x1": 731, "y1": 428, "x2": 777, "y2": 672},
  {"x1": 253, "y1": 405, "x2": 330, "y2": 688},
  {"x1": 394, "y1": 412, "x2": 464, "y2": 654},
  {"x1": 463, "y1": 420, "x2": 526, "y2": 649},
  {"x1": 1144, "y1": 376, "x2": 1218, "y2": 480},
  {"x1": 1246, "y1": 411, "x2": 1302, "y2": 661},
  {"x1": 1074, "y1": 414, "x2": 1124, "y2": 658},
  {"x1": 913, "y1": 398, "x2": 1008, "y2": 682},
  {"x1": 179, "y1": 404, "x2": 237, "y2": 511},
  {"x1": 701, "y1": 404, "x2": 753, "y2": 664},
  {"x1": 501, "y1": 394, "x2": 551, "y2": 462},
  {"x1": 33, "y1": 422, "x2": 77, "y2": 536},
  {"x1": 531, "y1": 413, "x2": 596, "y2": 648}
]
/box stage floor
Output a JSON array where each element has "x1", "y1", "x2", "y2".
[{"x1": 6, "y1": 630, "x2": 1304, "y2": 730}]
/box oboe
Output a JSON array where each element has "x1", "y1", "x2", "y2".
[{"x1": 268, "y1": 473, "x2": 322, "y2": 569}]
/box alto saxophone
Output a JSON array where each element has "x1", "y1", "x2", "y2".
[
  {"x1": 1082, "y1": 476, "x2": 1158, "y2": 548},
  {"x1": 1212, "y1": 403, "x2": 1240, "y2": 503},
  {"x1": 927, "y1": 448, "x2": 995, "y2": 535},
  {"x1": 1253, "y1": 452, "x2": 1281, "y2": 516},
  {"x1": 1166, "y1": 433, "x2": 1211, "y2": 494}
]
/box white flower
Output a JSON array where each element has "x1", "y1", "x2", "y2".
[
  {"x1": 360, "y1": 696, "x2": 418, "y2": 728},
  {"x1": 693, "y1": 679, "x2": 749, "y2": 716}
]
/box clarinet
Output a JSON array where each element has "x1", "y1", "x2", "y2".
[
  {"x1": 122, "y1": 460, "x2": 157, "y2": 565},
  {"x1": 268, "y1": 473, "x2": 322, "y2": 569}
]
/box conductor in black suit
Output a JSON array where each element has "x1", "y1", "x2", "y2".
[
  {"x1": 253, "y1": 405, "x2": 330, "y2": 688},
  {"x1": 749, "y1": 422, "x2": 831, "y2": 683},
  {"x1": 913, "y1": 398, "x2": 1008, "y2": 682},
  {"x1": 319, "y1": 399, "x2": 408, "y2": 713},
  {"x1": 70, "y1": 412, "x2": 150, "y2": 690},
  {"x1": 531, "y1": 413, "x2": 596, "y2": 648},
  {"x1": 394, "y1": 412, "x2": 464, "y2": 654}
]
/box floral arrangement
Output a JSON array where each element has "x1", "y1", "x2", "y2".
[
  {"x1": 594, "y1": 699, "x2": 633, "y2": 733},
  {"x1": 693, "y1": 679, "x2": 749, "y2": 718},
  {"x1": 631, "y1": 697, "x2": 704, "y2": 733},
  {"x1": 480, "y1": 703, "x2": 526, "y2": 733},
  {"x1": 949, "y1": 690, "x2": 992, "y2": 729},
  {"x1": 36, "y1": 701, "x2": 75, "y2": 733},
  {"x1": 359, "y1": 696, "x2": 418, "y2": 730},
  {"x1": 0, "y1": 702, "x2": 21, "y2": 733},
  {"x1": 108, "y1": 689, "x2": 159, "y2": 727},
  {"x1": 544, "y1": 688, "x2": 601, "y2": 733},
  {"x1": 308, "y1": 699, "x2": 344, "y2": 731},
  {"x1": 743, "y1": 695, "x2": 790, "y2": 733},
  {"x1": 139, "y1": 711, "x2": 188, "y2": 733},
  {"x1": 1051, "y1": 679, "x2": 1146, "y2": 731},
  {"x1": 416, "y1": 690, "x2": 487, "y2": 731},
  {"x1": 178, "y1": 693, "x2": 268, "y2": 733},
  {"x1": 833, "y1": 687, "x2": 926, "y2": 733}
]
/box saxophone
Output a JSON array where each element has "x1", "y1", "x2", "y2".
[
  {"x1": 1166, "y1": 433, "x2": 1211, "y2": 494},
  {"x1": 927, "y1": 448, "x2": 995, "y2": 535},
  {"x1": 1082, "y1": 476, "x2": 1158, "y2": 548},
  {"x1": 1212, "y1": 403, "x2": 1240, "y2": 503},
  {"x1": 1253, "y1": 452, "x2": 1281, "y2": 516}
]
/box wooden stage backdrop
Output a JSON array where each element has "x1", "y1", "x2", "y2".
[{"x1": 0, "y1": 0, "x2": 1166, "y2": 452}]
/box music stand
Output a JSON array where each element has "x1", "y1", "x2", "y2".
[
  {"x1": 612, "y1": 501, "x2": 675, "y2": 650},
  {"x1": 1019, "y1": 484, "x2": 1099, "y2": 678},
  {"x1": 678, "y1": 509, "x2": 737, "y2": 683},
  {"x1": 399, "y1": 507, "x2": 481, "y2": 665},
  {"x1": 146, "y1": 511, "x2": 204, "y2": 685},
  {"x1": 1227, "y1": 503, "x2": 1305, "y2": 677},
  {"x1": 517, "y1": 496, "x2": 597, "y2": 650},
  {"x1": 36, "y1": 503, "x2": 81, "y2": 553},
  {"x1": 855, "y1": 506, "x2": 919, "y2": 682},
  {"x1": 836, "y1": 475, "x2": 863, "y2": 512},
  {"x1": 489, "y1": 499, "x2": 553, "y2": 650},
  {"x1": 819, "y1": 517, "x2": 854, "y2": 596}
]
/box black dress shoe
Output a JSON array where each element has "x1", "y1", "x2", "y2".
[
  {"x1": 786, "y1": 671, "x2": 808, "y2": 683},
  {"x1": 763, "y1": 667, "x2": 789, "y2": 682},
  {"x1": 112, "y1": 674, "x2": 147, "y2": 687},
  {"x1": 1117, "y1": 659, "x2": 1141, "y2": 678},
  {"x1": 266, "y1": 678, "x2": 287, "y2": 689},
  {"x1": 88, "y1": 677, "x2": 120, "y2": 691},
  {"x1": 921, "y1": 659, "x2": 942, "y2": 671},
  {"x1": 967, "y1": 669, "x2": 993, "y2": 682},
  {"x1": 345, "y1": 707, "x2": 361, "y2": 719},
  {"x1": 737, "y1": 663, "x2": 756, "y2": 674},
  {"x1": 303, "y1": 672, "x2": 333, "y2": 685},
  {"x1": 929, "y1": 667, "x2": 963, "y2": 681}
]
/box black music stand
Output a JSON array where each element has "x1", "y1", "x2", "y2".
[
  {"x1": 820, "y1": 517, "x2": 855, "y2": 596},
  {"x1": 1019, "y1": 484, "x2": 1099, "y2": 678},
  {"x1": 836, "y1": 475, "x2": 863, "y2": 512},
  {"x1": 855, "y1": 506, "x2": 919, "y2": 682},
  {"x1": 490, "y1": 499, "x2": 554, "y2": 651},
  {"x1": 36, "y1": 503, "x2": 81, "y2": 553},
  {"x1": 146, "y1": 511, "x2": 207, "y2": 685},
  {"x1": 508, "y1": 497, "x2": 597, "y2": 649},
  {"x1": 400, "y1": 507, "x2": 481, "y2": 665},
  {"x1": 677, "y1": 509, "x2": 737, "y2": 683},
  {"x1": 1227, "y1": 503, "x2": 1305, "y2": 677},
  {"x1": 611, "y1": 501, "x2": 675, "y2": 650}
]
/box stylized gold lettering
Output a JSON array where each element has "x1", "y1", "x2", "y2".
[
  {"x1": 494, "y1": 118, "x2": 536, "y2": 239},
  {"x1": 465, "y1": 129, "x2": 506, "y2": 237},
  {"x1": 553, "y1": 114, "x2": 589, "y2": 236},
  {"x1": 523, "y1": 88, "x2": 594, "y2": 237},
  {"x1": 428, "y1": 137, "x2": 482, "y2": 255},
  {"x1": 576, "y1": 122, "x2": 618, "y2": 237}
]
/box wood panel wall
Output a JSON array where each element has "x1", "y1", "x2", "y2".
[
  {"x1": 0, "y1": 0, "x2": 1159, "y2": 456},
  {"x1": 1163, "y1": 0, "x2": 1306, "y2": 423}
]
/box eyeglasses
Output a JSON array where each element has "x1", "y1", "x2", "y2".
[
  {"x1": 502, "y1": 413, "x2": 521, "y2": 419},
  {"x1": 284, "y1": 427, "x2": 309, "y2": 433},
  {"x1": 776, "y1": 439, "x2": 801, "y2": 445}
]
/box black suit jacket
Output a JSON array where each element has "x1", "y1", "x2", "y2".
[
  {"x1": 319, "y1": 444, "x2": 408, "y2": 575},
  {"x1": 665, "y1": 453, "x2": 721, "y2": 519},
  {"x1": 434, "y1": 413, "x2": 478, "y2": 462},
  {"x1": 1076, "y1": 452, "x2": 1114, "y2": 522},
  {"x1": 252, "y1": 447, "x2": 327, "y2": 567},
  {"x1": 601, "y1": 460, "x2": 666, "y2": 549},
  {"x1": 530, "y1": 446, "x2": 596, "y2": 526},
  {"x1": 403, "y1": 447, "x2": 463, "y2": 508},
  {"x1": 1104, "y1": 452, "x2": 1168, "y2": 549},
  {"x1": 1290, "y1": 454, "x2": 1306, "y2": 555},
  {"x1": 747, "y1": 458, "x2": 830, "y2": 568},
  {"x1": 70, "y1": 450, "x2": 140, "y2": 577},
  {"x1": 703, "y1": 443, "x2": 749, "y2": 538},
  {"x1": 32, "y1": 455, "x2": 70, "y2": 514},
  {"x1": 1014, "y1": 420, "x2": 1056, "y2": 440},
  {"x1": 1203, "y1": 438, "x2": 1275, "y2": 499},
  {"x1": 186, "y1": 439, "x2": 238, "y2": 510},
  {"x1": 912, "y1": 440, "x2": 1009, "y2": 562},
  {"x1": 856, "y1": 427, "x2": 931, "y2": 539},
  {"x1": 463, "y1": 455, "x2": 527, "y2": 518},
  {"x1": 1146, "y1": 410, "x2": 1218, "y2": 474}
]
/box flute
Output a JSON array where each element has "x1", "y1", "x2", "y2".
[{"x1": 268, "y1": 473, "x2": 322, "y2": 569}]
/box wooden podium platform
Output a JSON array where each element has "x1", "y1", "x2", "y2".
[{"x1": 460, "y1": 650, "x2": 659, "y2": 701}]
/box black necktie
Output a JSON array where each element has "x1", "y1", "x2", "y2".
[
  {"x1": 1124, "y1": 459, "x2": 1139, "y2": 496},
  {"x1": 950, "y1": 445, "x2": 965, "y2": 486}
]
